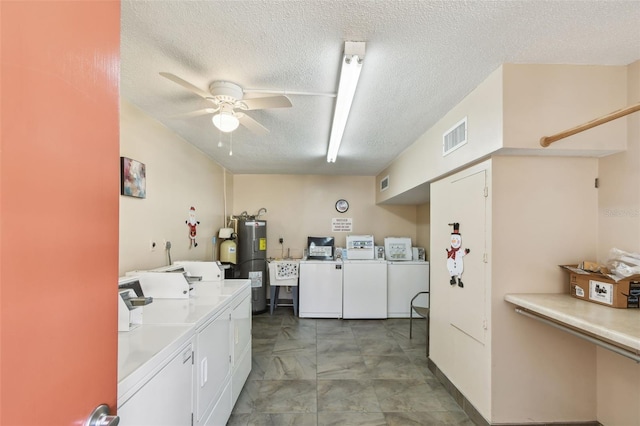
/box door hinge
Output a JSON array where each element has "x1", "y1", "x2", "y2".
[
  {"x1": 595, "y1": 178, "x2": 599, "y2": 188},
  {"x1": 483, "y1": 319, "x2": 488, "y2": 330},
  {"x1": 192, "y1": 350, "x2": 195, "y2": 365},
  {"x1": 483, "y1": 186, "x2": 489, "y2": 197},
  {"x1": 229, "y1": 355, "x2": 232, "y2": 364},
  {"x1": 483, "y1": 253, "x2": 488, "y2": 263},
  {"x1": 191, "y1": 412, "x2": 194, "y2": 426}
]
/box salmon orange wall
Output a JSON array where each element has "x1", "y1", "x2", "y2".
[{"x1": 1, "y1": 2, "x2": 120, "y2": 424}]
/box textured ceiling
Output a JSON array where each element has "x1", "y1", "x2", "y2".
[{"x1": 121, "y1": 0, "x2": 640, "y2": 176}]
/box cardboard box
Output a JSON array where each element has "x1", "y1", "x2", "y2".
[{"x1": 561, "y1": 265, "x2": 640, "y2": 309}]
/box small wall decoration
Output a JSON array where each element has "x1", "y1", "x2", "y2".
[
  {"x1": 120, "y1": 157, "x2": 146, "y2": 198},
  {"x1": 446, "y1": 222, "x2": 470, "y2": 287},
  {"x1": 186, "y1": 206, "x2": 200, "y2": 248}
]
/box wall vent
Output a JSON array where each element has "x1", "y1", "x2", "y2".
[
  {"x1": 380, "y1": 175, "x2": 389, "y2": 192},
  {"x1": 442, "y1": 117, "x2": 467, "y2": 156}
]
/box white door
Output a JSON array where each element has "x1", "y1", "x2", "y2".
[
  {"x1": 1, "y1": 2, "x2": 121, "y2": 424},
  {"x1": 445, "y1": 169, "x2": 488, "y2": 344},
  {"x1": 197, "y1": 307, "x2": 232, "y2": 421},
  {"x1": 430, "y1": 163, "x2": 490, "y2": 411}
]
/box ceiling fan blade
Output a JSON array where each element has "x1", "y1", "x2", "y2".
[
  {"x1": 237, "y1": 113, "x2": 269, "y2": 136},
  {"x1": 171, "y1": 107, "x2": 219, "y2": 118},
  {"x1": 241, "y1": 95, "x2": 292, "y2": 111},
  {"x1": 159, "y1": 72, "x2": 211, "y2": 99}
]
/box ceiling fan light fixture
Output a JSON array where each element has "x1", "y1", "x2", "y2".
[
  {"x1": 212, "y1": 111, "x2": 240, "y2": 133},
  {"x1": 327, "y1": 41, "x2": 365, "y2": 163}
]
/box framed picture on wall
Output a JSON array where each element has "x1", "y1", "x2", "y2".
[{"x1": 120, "y1": 157, "x2": 146, "y2": 198}]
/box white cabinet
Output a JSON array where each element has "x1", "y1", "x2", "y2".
[
  {"x1": 203, "y1": 380, "x2": 232, "y2": 426},
  {"x1": 200, "y1": 290, "x2": 251, "y2": 426},
  {"x1": 387, "y1": 261, "x2": 430, "y2": 318},
  {"x1": 430, "y1": 164, "x2": 489, "y2": 416},
  {"x1": 118, "y1": 280, "x2": 251, "y2": 426},
  {"x1": 442, "y1": 169, "x2": 487, "y2": 344},
  {"x1": 299, "y1": 260, "x2": 343, "y2": 318},
  {"x1": 119, "y1": 339, "x2": 194, "y2": 426},
  {"x1": 231, "y1": 292, "x2": 251, "y2": 406},
  {"x1": 196, "y1": 306, "x2": 231, "y2": 423},
  {"x1": 342, "y1": 260, "x2": 388, "y2": 319}
]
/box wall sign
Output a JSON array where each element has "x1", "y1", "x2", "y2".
[{"x1": 332, "y1": 217, "x2": 352, "y2": 232}]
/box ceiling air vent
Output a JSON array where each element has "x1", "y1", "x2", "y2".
[
  {"x1": 380, "y1": 175, "x2": 389, "y2": 192},
  {"x1": 442, "y1": 117, "x2": 467, "y2": 156}
]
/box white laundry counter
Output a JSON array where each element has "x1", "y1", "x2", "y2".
[{"x1": 118, "y1": 279, "x2": 251, "y2": 426}]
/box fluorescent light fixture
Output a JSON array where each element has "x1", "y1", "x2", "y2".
[
  {"x1": 327, "y1": 41, "x2": 365, "y2": 163},
  {"x1": 212, "y1": 111, "x2": 240, "y2": 133}
]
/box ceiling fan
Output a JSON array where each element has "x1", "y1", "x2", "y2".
[{"x1": 159, "y1": 72, "x2": 292, "y2": 136}]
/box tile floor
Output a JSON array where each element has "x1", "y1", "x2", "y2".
[{"x1": 227, "y1": 307, "x2": 474, "y2": 426}]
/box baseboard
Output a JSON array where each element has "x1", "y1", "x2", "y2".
[
  {"x1": 426, "y1": 358, "x2": 601, "y2": 426},
  {"x1": 427, "y1": 358, "x2": 490, "y2": 426}
]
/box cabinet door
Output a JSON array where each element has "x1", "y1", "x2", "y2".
[
  {"x1": 445, "y1": 169, "x2": 487, "y2": 343},
  {"x1": 432, "y1": 166, "x2": 488, "y2": 347},
  {"x1": 232, "y1": 292, "x2": 251, "y2": 367},
  {"x1": 343, "y1": 262, "x2": 387, "y2": 318},
  {"x1": 118, "y1": 342, "x2": 194, "y2": 426},
  {"x1": 299, "y1": 262, "x2": 343, "y2": 317},
  {"x1": 231, "y1": 290, "x2": 252, "y2": 406},
  {"x1": 196, "y1": 307, "x2": 231, "y2": 421},
  {"x1": 431, "y1": 163, "x2": 491, "y2": 418}
]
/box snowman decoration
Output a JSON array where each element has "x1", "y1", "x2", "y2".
[
  {"x1": 186, "y1": 206, "x2": 200, "y2": 248},
  {"x1": 446, "y1": 222, "x2": 470, "y2": 287}
]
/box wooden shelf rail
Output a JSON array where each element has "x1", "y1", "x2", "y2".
[{"x1": 540, "y1": 102, "x2": 640, "y2": 147}]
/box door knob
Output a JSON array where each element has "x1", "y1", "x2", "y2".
[{"x1": 85, "y1": 404, "x2": 120, "y2": 426}]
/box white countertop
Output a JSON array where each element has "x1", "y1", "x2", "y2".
[
  {"x1": 504, "y1": 293, "x2": 640, "y2": 352},
  {"x1": 117, "y1": 279, "x2": 250, "y2": 402},
  {"x1": 118, "y1": 324, "x2": 195, "y2": 402},
  {"x1": 141, "y1": 279, "x2": 248, "y2": 327}
]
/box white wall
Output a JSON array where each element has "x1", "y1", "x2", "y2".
[
  {"x1": 233, "y1": 174, "x2": 418, "y2": 260},
  {"x1": 118, "y1": 104, "x2": 417, "y2": 274},
  {"x1": 491, "y1": 155, "x2": 598, "y2": 423},
  {"x1": 385, "y1": 62, "x2": 636, "y2": 424},
  {"x1": 376, "y1": 66, "x2": 504, "y2": 204},
  {"x1": 119, "y1": 100, "x2": 228, "y2": 274},
  {"x1": 503, "y1": 64, "x2": 628, "y2": 152},
  {"x1": 377, "y1": 64, "x2": 629, "y2": 205},
  {"x1": 429, "y1": 156, "x2": 600, "y2": 424},
  {"x1": 416, "y1": 203, "x2": 430, "y2": 259},
  {"x1": 595, "y1": 59, "x2": 640, "y2": 426}
]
